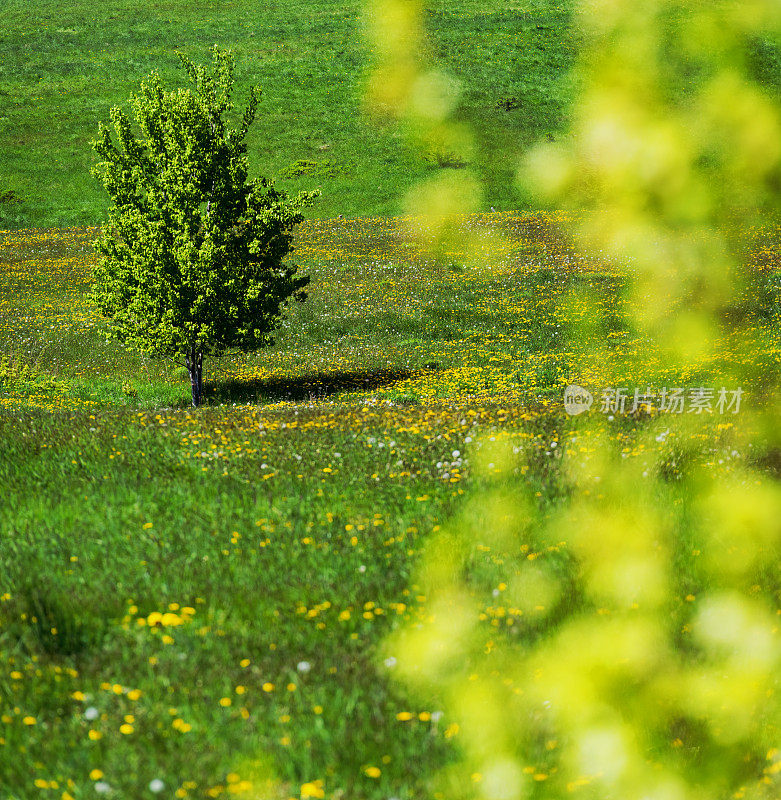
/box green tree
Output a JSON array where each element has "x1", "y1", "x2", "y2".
[{"x1": 88, "y1": 45, "x2": 318, "y2": 407}]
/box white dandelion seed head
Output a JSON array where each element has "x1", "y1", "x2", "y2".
[
  {"x1": 84, "y1": 706, "x2": 99, "y2": 721},
  {"x1": 297, "y1": 661, "x2": 311, "y2": 673},
  {"x1": 149, "y1": 779, "x2": 165, "y2": 793},
  {"x1": 94, "y1": 782, "x2": 111, "y2": 794},
  {"x1": 384, "y1": 656, "x2": 397, "y2": 668},
  {"x1": 358, "y1": 565, "x2": 366, "y2": 573}
]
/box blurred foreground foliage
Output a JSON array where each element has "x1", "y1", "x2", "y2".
[{"x1": 373, "y1": 1, "x2": 781, "y2": 798}]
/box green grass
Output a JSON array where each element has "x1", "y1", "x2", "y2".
[
  {"x1": 0, "y1": 401, "x2": 462, "y2": 797},
  {"x1": 0, "y1": 212, "x2": 595, "y2": 798},
  {"x1": 2, "y1": 1, "x2": 781, "y2": 796},
  {"x1": 0, "y1": 0, "x2": 579, "y2": 229},
  {"x1": 1, "y1": 210, "x2": 779, "y2": 798}
]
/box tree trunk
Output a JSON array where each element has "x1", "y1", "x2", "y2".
[{"x1": 185, "y1": 348, "x2": 204, "y2": 407}]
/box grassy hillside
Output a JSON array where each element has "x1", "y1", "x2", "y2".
[{"x1": 0, "y1": 0, "x2": 577, "y2": 229}]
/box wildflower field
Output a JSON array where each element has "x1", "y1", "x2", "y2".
[
  {"x1": 1, "y1": 210, "x2": 780, "y2": 799},
  {"x1": 3, "y1": 0, "x2": 781, "y2": 796}
]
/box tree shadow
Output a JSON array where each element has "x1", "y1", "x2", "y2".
[{"x1": 206, "y1": 366, "x2": 431, "y2": 405}]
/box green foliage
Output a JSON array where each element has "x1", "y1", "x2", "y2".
[
  {"x1": 0, "y1": 354, "x2": 66, "y2": 396},
  {"x1": 279, "y1": 159, "x2": 320, "y2": 178},
  {"x1": 376, "y1": 1, "x2": 781, "y2": 799},
  {"x1": 278, "y1": 159, "x2": 344, "y2": 179},
  {"x1": 88, "y1": 45, "x2": 319, "y2": 404},
  {"x1": 422, "y1": 148, "x2": 468, "y2": 169}
]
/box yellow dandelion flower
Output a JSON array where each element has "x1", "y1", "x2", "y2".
[{"x1": 300, "y1": 780, "x2": 325, "y2": 799}]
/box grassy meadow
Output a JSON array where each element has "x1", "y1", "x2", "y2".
[
  {"x1": 0, "y1": 0, "x2": 578, "y2": 230},
  {"x1": 2, "y1": 0, "x2": 781, "y2": 798},
  {"x1": 1, "y1": 210, "x2": 780, "y2": 799}
]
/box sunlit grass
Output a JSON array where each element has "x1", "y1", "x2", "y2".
[
  {"x1": 0, "y1": 0, "x2": 579, "y2": 229},
  {"x1": 2, "y1": 212, "x2": 779, "y2": 410},
  {"x1": 1, "y1": 208, "x2": 778, "y2": 797}
]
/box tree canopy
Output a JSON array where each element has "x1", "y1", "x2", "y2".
[{"x1": 89, "y1": 45, "x2": 319, "y2": 406}]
